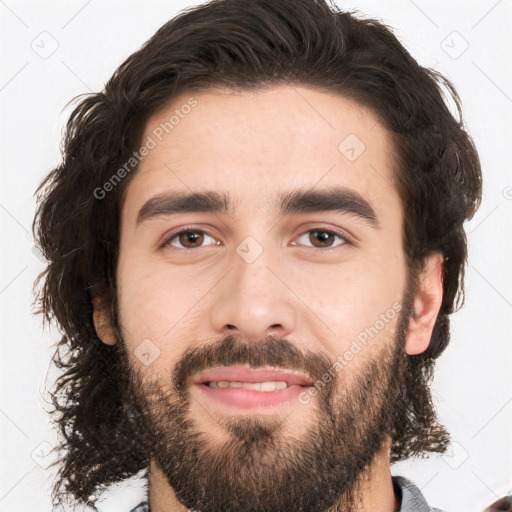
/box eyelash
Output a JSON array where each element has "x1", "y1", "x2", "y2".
[{"x1": 160, "y1": 227, "x2": 350, "y2": 252}]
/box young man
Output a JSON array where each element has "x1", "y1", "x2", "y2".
[{"x1": 33, "y1": 0, "x2": 487, "y2": 510}]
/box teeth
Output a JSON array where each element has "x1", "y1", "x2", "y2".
[{"x1": 207, "y1": 381, "x2": 287, "y2": 391}]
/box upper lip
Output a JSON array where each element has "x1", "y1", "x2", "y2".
[{"x1": 194, "y1": 365, "x2": 313, "y2": 386}]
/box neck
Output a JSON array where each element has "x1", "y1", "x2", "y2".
[{"x1": 148, "y1": 437, "x2": 400, "y2": 512}]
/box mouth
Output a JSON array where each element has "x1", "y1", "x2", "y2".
[{"x1": 192, "y1": 365, "x2": 313, "y2": 410}]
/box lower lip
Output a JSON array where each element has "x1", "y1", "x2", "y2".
[{"x1": 194, "y1": 383, "x2": 310, "y2": 410}]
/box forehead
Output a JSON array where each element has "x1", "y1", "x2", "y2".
[{"x1": 122, "y1": 84, "x2": 400, "y2": 226}]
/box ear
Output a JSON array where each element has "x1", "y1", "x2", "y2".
[
  {"x1": 92, "y1": 295, "x2": 117, "y2": 345},
  {"x1": 405, "y1": 253, "x2": 444, "y2": 355}
]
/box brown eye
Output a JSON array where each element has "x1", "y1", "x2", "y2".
[
  {"x1": 309, "y1": 230, "x2": 335, "y2": 247},
  {"x1": 178, "y1": 231, "x2": 204, "y2": 248},
  {"x1": 294, "y1": 229, "x2": 347, "y2": 249},
  {"x1": 165, "y1": 230, "x2": 217, "y2": 250}
]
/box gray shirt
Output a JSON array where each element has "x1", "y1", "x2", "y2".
[{"x1": 128, "y1": 475, "x2": 445, "y2": 511}]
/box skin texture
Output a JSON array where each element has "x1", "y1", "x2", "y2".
[{"x1": 93, "y1": 85, "x2": 443, "y2": 511}]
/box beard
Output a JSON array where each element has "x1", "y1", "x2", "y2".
[{"x1": 117, "y1": 293, "x2": 414, "y2": 512}]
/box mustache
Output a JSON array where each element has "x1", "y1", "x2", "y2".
[{"x1": 172, "y1": 334, "x2": 335, "y2": 396}]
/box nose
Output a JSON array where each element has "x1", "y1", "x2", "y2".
[{"x1": 210, "y1": 250, "x2": 297, "y2": 342}]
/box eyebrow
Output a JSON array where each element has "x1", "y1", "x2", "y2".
[{"x1": 136, "y1": 186, "x2": 380, "y2": 229}]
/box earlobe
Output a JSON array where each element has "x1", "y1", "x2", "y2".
[
  {"x1": 405, "y1": 253, "x2": 444, "y2": 355},
  {"x1": 92, "y1": 296, "x2": 117, "y2": 345}
]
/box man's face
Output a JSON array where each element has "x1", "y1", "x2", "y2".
[{"x1": 114, "y1": 85, "x2": 416, "y2": 511}]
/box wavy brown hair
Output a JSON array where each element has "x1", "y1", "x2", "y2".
[{"x1": 32, "y1": 0, "x2": 482, "y2": 508}]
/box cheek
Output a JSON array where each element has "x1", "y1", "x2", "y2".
[
  {"x1": 295, "y1": 252, "x2": 406, "y2": 347},
  {"x1": 116, "y1": 250, "x2": 217, "y2": 352}
]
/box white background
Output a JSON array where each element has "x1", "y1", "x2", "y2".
[{"x1": 1, "y1": 1, "x2": 511, "y2": 511}]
